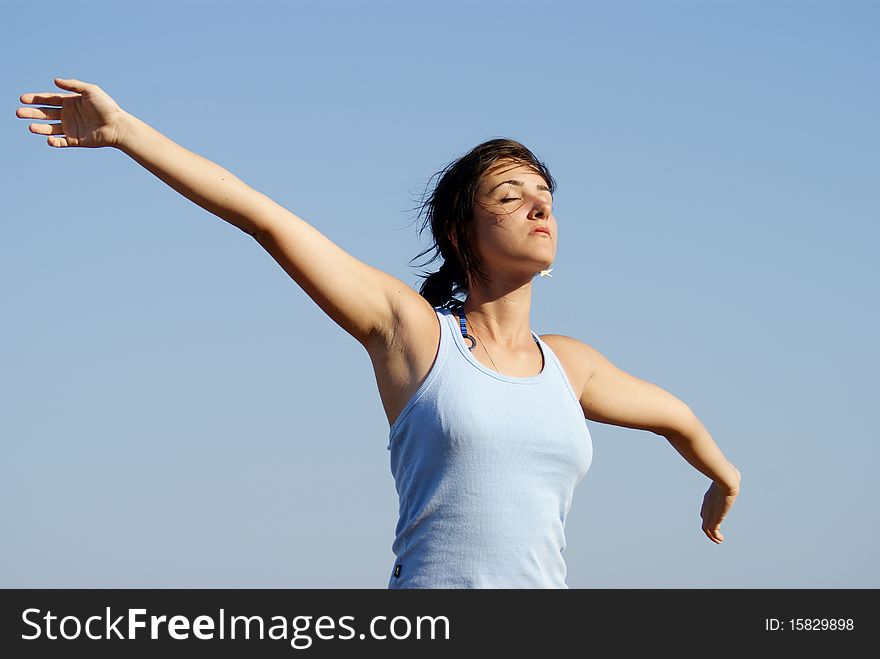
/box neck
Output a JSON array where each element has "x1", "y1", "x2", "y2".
[{"x1": 460, "y1": 277, "x2": 535, "y2": 349}]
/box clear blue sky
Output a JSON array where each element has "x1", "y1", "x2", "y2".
[{"x1": 3, "y1": 0, "x2": 877, "y2": 587}]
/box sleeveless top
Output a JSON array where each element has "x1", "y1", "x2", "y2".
[{"x1": 386, "y1": 305, "x2": 593, "y2": 588}]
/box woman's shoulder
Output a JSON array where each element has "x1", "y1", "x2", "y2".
[
  {"x1": 539, "y1": 332, "x2": 590, "y2": 353},
  {"x1": 539, "y1": 334, "x2": 593, "y2": 399}
]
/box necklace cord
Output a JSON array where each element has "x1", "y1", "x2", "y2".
[{"x1": 457, "y1": 308, "x2": 541, "y2": 375}]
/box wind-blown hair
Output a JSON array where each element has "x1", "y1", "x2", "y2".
[{"x1": 409, "y1": 138, "x2": 556, "y2": 310}]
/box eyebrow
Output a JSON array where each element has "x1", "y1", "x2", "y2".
[{"x1": 489, "y1": 179, "x2": 552, "y2": 194}]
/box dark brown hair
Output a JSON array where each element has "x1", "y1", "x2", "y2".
[{"x1": 410, "y1": 138, "x2": 556, "y2": 309}]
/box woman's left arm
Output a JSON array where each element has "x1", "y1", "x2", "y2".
[{"x1": 561, "y1": 337, "x2": 741, "y2": 542}]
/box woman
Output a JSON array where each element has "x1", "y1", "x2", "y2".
[{"x1": 17, "y1": 77, "x2": 741, "y2": 589}]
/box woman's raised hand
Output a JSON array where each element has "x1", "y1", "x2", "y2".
[{"x1": 16, "y1": 78, "x2": 128, "y2": 148}]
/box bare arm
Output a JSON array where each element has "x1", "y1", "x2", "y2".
[
  {"x1": 115, "y1": 111, "x2": 269, "y2": 238},
  {"x1": 17, "y1": 77, "x2": 415, "y2": 346},
  {"x1": 116, "y1": 111, "x2": 410, "y2": 343},
  {"x1": 577, "y1": 341, "x2": 739, "y2": 489},
  {"x1": 558, "y1": 335, "x2": 742, "y2": 543},
  {"x1": 658, "y1": 419, "x2": 740, "y2": 495}
]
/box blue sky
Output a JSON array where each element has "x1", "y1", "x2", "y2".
[{"x1": 2, "y1": 0, "x2": 877, "y2": 587}]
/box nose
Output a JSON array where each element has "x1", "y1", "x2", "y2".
[{"x1": 528, "y1": 194, "x2": 551, "y2": 220}]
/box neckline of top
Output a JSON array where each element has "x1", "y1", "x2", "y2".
[{"x1": 438, "y1": 307, "x2": 549, "y2": 384}]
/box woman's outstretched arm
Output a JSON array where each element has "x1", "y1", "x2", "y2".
[
  {"x1": 576, "y1": 339, "x2": 741, "y2": 544},
  {"x1": 17, "y1": 77, "x2": 418, "y2": 347},
  {"x1": 543, "y1": 334, "x2": 741, "y2": 544}
]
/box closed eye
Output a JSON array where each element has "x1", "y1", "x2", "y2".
[{"x1": 500, "y1": 197, "x2": 521, "y2": 202}]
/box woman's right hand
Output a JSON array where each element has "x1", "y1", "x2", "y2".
[
  {"x1": 700, "y1": 466, "x2": 741, "y2": 544},
  {"x1": 16, "y1": 78, "x2": 129, "y2": 148}
]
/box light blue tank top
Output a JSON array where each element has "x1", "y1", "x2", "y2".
[{"x1": 386, "y1": 305, "x2": 593, "y2": 588}]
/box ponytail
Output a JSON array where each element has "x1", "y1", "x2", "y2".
[{"x1": 419, "y1": 259, "x2": 467, "y2": 309}]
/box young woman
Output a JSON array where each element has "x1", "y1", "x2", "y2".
[{"x1": 17, "y1": 77, "x2": 742, "y2": 589}]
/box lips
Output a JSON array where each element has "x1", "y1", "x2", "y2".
[{"x1": 531, "y1": 228, "x2": 551, "y2": 237}]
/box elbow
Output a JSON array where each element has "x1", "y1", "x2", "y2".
[
  {"x1": 246, "y1": 217, "x2": 269, "y2": 242},
  {"x1": 655, "y1": 404, "x2": 699, "y2": 440}
]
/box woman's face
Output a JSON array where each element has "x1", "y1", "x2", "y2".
[{"x1": 468, "y1": 159, "x2": 556, "y2": 281}]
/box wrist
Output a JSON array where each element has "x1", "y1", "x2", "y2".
[
  {"x1": 717, "y1": 464, "x2": 741, "y2": 495},
  {"x1": 111, "y1": 110, "x2": 140, "y2": 151}
]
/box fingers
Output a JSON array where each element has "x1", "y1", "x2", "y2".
[
  {"x1": 700, "y1": 504, "x2": 725, "y2": 544},
  {"x1": 18, "y1": 77, "x2": 93, "y2": 105},
  {"x1": 55, "y1": 77, "x2": 94, "y2": 93},
  {"x1": 18, "y1": 78, "x2": 92, "y2": 149},
  {"x1": 28, "y1": 122, "x2": 65, "y2": 136},
  {"x1": 18, "y1": 105, "x2": 68, "y2": 145},
  {"x1": 701, "y1": 520, "x2": 724, "y2": 544},
  {"x1": 16, "y1": 106, "x2": 61, "y2": 120},
  {"x1": 702, "y1": 525, "x2": 720, "y2": 543},
  {"x1": 19, "y1": 78, "x2": 95, "y2": 106},
  {"x1": 20, "y1": 92, "x2": 78, "y2": 106}
]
